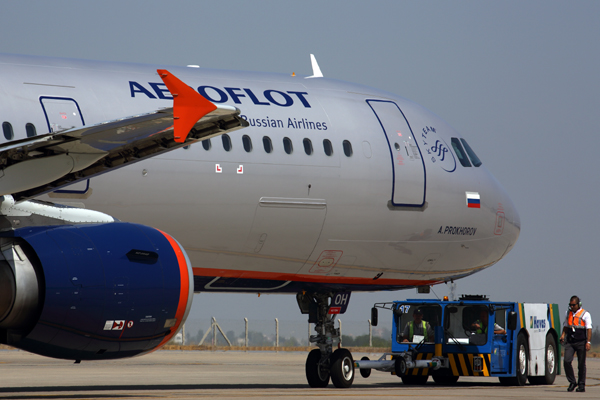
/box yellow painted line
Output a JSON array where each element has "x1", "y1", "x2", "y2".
[
  {"x1": 519, "y1": 303, "x2": 525, "y2": 329},
  {"x1": 458, "y1": 353, "x2": 468, "y2": 376},
  {"x1": 467, "y1": 354, "x2": 478, "y2": 376},
  {"x1": 449, "y1": 354, "x2": 459, "y2": 376},
  {"x1": 482, "y1": 354, "x2": 490, "y2": 376},
  {"x1": 421, "y1": 353, "x2": 431, "y2": 376}
]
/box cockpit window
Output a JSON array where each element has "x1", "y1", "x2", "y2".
[
  {"x1": 451, "y1": 138, "x2": 471, "y2": 167},
  {"x1": 460, "y1": 139, "x2": 482, "y2": 167}
]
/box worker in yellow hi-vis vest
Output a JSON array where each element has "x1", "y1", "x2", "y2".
[{"x1": 401, "y1": 308, "x2": 433, "y2": 343}]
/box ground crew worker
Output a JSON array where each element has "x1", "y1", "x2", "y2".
[
  {"x1": 560, "y1": 295, "x2": 592, "y2": 393},
  {"x1": 472, "y1": 309, "x2": 506, "y2": 335},
  {"x1": 401, "y1": 308, "x2": 433, "y2": 343}
]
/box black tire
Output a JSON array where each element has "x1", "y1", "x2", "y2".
[
  {"x1": 514, "y1": 333, "x2": 529, "y2": 386},
  {"x1": 359, "y1": 356, "x2": 371, "y2": 378},
  {"x1": 330, "y1": 348, "x2": 354, "y2": 388},
  {"x1": 432, "y1": 375, "x2": 459, "y2": 385},
  {"x1": 394, "y1": 357, "x2": 407, "y2": 377},
  {"x1": 305, "y1": 349, "x2": 329, "y2": 388},
  {"x1": 401, "y1": 375, "x2": 429, "y2": 385},
  {"x1": 498, "y1": 333, "x2": 529, "y2": 386},
  {"x1": 498, "y1": 377, "x2": 512, "y2": 385},
  {"x1": 500, "y1": 332, "x2": 528, "y2": 386},
  {"x1": 528, "y1": 335, "x2": 557, "y2": 385}
]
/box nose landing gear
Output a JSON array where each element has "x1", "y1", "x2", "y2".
[{"x1": 298, "y1": 292, "x2": 355, "y2": 388}]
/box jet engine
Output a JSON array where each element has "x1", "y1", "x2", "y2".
[{"x1": 0, "y1": 222, "x2": 193, "y2": 360}]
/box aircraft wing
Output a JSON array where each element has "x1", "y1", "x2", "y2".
[{"x1": 1, "y1": 70, "x2": 248, "y2": 202}]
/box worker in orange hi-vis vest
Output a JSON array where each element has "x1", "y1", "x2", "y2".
[{"x1": 560, "y1": 295, "x2": 592, "y2": 393}]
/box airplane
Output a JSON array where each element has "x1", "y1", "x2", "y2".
[{"x1": 0, "y1": 53, "x2": 520, "y2": 388}]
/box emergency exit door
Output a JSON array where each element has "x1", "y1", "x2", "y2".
[
  {"x1": 40, "y1": 97, "x2": 85, "y2": 133},
  {"x1": 367, "y1": 100, "x2": 426, "y2": 207}
]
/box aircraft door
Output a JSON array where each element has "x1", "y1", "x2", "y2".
[
  {"x1": 367, "y1": 100, "x2": 426, "y2": 207},
  {"x1": 40, "y1": 97, "x2": 85, "y2": 133},
  {"x1": 490, "y1": 307, "x2": 510, "y2": 373},
  {"x1": 40, "y1": 97, "x2": 93, "y2": 198}
]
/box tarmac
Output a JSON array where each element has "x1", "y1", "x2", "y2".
[{"x1": 0, "y1": 348, "x2": 598, "y2": 399}]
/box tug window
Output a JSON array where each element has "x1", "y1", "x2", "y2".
[
  {"x1": 451, "y1": 138, "x2": 471, "y2": 167},
  {"x1": 444, "y1": 305, "x2": 489, "y2": 345},
  {"x1": 395, "y1": 304, "x2": 442, "y2": 344}
]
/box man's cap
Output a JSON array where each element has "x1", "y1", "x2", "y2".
[{"x1": 414, "y1": 308, "x2": 423, "y2": 315}]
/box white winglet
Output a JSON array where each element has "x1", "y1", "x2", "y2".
[{"x1": 306, "y1": 54, "x2": 323, "y2": 78}]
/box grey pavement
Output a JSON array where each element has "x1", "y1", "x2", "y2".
[{"x1": 0, "y1": 349, "x2": 598, "y2": 399}]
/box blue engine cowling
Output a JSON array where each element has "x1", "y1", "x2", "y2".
[{"x1": 0, "y1": 222, "x2": 193, "y2": 360}]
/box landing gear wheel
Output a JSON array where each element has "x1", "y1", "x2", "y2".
[
  {"x1": 499, "y1": 332, "x2": 528, "y2": 386},
  {"x1": 330, "y1": 348, "x2": 354, "y2": 388},
  {"x1": 401, "y1": 375, "x2": 429, "y2": 385},
  {"x1": 528, "y1": 335, "x2": 557, "y2": 385},
  {"x1": 432, "y1": 375, "x2": 459, "y2": 385},
  {"x1": 305, "y1": 349, "x2": 330, "y2": 388},
  {"x1": 359, "y1": 356, "x2": 371, "y2": 378}
]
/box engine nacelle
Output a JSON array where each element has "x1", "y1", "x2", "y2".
[{"x1": 0, "y1": 222, "x2": 193, "y2": 360}]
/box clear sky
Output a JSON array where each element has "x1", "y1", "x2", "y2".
[{"x1": 2, "y1": 0, "x2": 599, "y2": 338}]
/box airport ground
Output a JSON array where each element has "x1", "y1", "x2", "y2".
[{"x1": 1, "y1": 348, "x2": 599, "y2": 399}]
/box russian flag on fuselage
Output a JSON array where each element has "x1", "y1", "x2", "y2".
[{"x1": 466, "y1": 192, "x2": 481, "y2": 208}]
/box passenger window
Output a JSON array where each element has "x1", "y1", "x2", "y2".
[
  {"x1": 343, "y1": 140, "x2": 353, "y2": 157},
  {"x1": 323, "y1": 139, "x2": 333, "y2": 156},
  {"x1": 283, "y1": 137, "x2": 293, "y2": 154},
  {"x1": 303, "y1": 138, "x2": 313, "y2": 155},
  {"x1": 222, "y1": 134, "x2": 232, "y2": 152},
  {"x1": 202, "y1": 138, "x2": 212, "y2": 151},
  {"x1": 460, "y1": 139, "x2": 482, "y2": 167},
  {"x1": 263, "y1": 136, "x2": 273, "y2": 153},
  {"x1": 242, "y1": 135, "x2": 253, "y2": 153},
  {"x1": 451, "y1": 138, "x2": 471, "y2": 167},
  {"x1": 3, "y1": 122, "x2": 14, "y2": 140},
  {"x1": 25, "y1": 123, "x2": 37, "y2": 137},
  {"x1": 183, "y1": 145, "x2": 190, "y2": 150}
]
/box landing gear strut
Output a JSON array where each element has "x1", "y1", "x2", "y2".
[{"x1": 297, "y1": 292, "x2": 355, "y2": 388}]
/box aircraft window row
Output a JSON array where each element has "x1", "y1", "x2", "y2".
[
  {"x1": 201, "y1": 135, "x2": 354, "y2": 157},
  {"x1": 2, "y1": 122, "x2": 38, "y2": 140},
  {"x1": 451, "y1": 137, "x2": 482, "y2": 167}
]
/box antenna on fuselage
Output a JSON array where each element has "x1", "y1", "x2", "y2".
[{"x1": 306, "y1": 54, "x2": 323, "y2": 78}]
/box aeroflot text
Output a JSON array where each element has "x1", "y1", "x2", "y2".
[{"x1": 129, "y1": 82, "x2": 312, "y2": 108}]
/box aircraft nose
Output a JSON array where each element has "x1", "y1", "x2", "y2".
[
  {"x1": 497, "y1": 180, "x2": 520, "y2": 251},
  {"x1": 506, "y1": 195, "x2": 521, "y2": 244}
]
